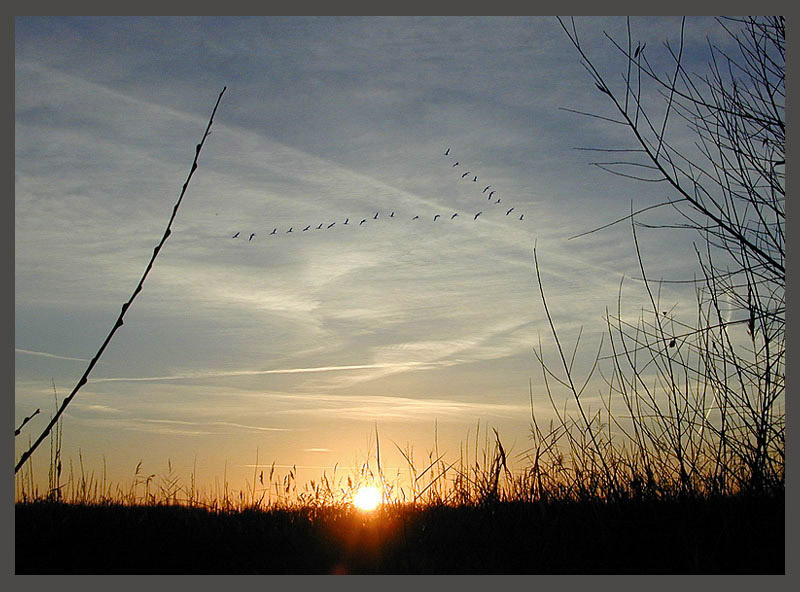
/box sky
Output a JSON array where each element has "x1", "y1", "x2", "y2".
[{"x1": 14, "y1": 16, "x2": 736, "y2": 497}]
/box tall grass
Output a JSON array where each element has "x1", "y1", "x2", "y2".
[
  {"x1": 17, "y1": 365, "x2": 780, "y2": 513},
  {"x1": 526, "y1": 237, "x2": 783, "y2": 503},
  {"x1": 546, "y1": 15, "x2": 785, "y2": 503}
]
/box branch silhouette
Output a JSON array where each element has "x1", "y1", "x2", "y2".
[
  {"x1": 15, "y1": 87, "x2": 227, "y2": 474},
  {"x1": 15, "y1": 408, "x2": 40, "y2": 437}
]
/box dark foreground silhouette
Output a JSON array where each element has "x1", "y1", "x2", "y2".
[{"x1": 16, "y1": 494, "x2": 783, "y2": 574}]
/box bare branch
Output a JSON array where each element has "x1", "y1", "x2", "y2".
[{"x1": 15, "y1": 87, "x2": 227, "y2": 475}]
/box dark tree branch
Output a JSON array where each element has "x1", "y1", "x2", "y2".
[{"x1": 15, "y1": 87, "x2": 227, "y2": 475}]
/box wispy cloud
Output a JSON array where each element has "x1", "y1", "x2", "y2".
[
  {"x1": 15, "y1": 16, "x2": 722, "y2": 483},
  {"x1": 15, "y1": 348, "x2": 90, "y2": 362},
  {"x1": 266, "y1": 392, "x2": 530, "y2": 421},
  {"x1": 70, "y1": 416, "x2": 290, "y2": 436},
  {"x1": 89, "y1": 362, "x2": 434, "y2": 384},
  {"x1": 316, "y1": 319, "x2": 538, "y2": 390},
  {"x1": 140, "y1": 419, "x2": 290, "y2": 433},
  {"x1": 83, "y1": 404, "x2": 118, "y2": 414}
]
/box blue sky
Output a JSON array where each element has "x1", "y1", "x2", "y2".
[{"x1": 14, "y1": 16, "x2": 731, "y2": 494}]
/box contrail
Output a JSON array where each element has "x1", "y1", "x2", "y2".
[
  {"x1": 15, "y1": 348, "x2": 90, "y2": 362},
  {"x1": 90, "y1": 362, "x2": 429, "y2": 383},
  {"x1": 141, "y1": 419, "x2": 290, "y2": 432}
]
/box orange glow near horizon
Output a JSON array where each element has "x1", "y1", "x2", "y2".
[{"x1": 353, "y1": 486, "x2": 382, "y2": 511}]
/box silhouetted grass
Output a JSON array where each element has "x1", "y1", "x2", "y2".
[
  {"x1": 14, "y1": 416, "x2": 784, "y2": 575},
  {"x1": 15, "y1": 490, "x2": 783, "y2": 574}
]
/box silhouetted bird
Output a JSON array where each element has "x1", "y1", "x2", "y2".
[
  {"x1": 317, "y1": 224, "x2": 323, "y2": 229},
  {"x1": 452, "y1": 162, "x2": 459, "y2": 167},
  {"x1": 327, "y1": 222, "x2": 336, "y2": 229},
  {"x1": 374, "y1": 212, "x2": 379, "y2": 219},
  {"x1": 303, "y1": 225, "x2": 310, "y2": 231},
  {"x1": 390, "y1": 211, "x2": 395, "y2": 217},
  {"x1": 474, "y1": 211, "x2": 483, "y2": 220},
  {"x1": 412, "y1": 215, "x2": 419, "y2": 220},
  {"x1": 488, "y1": 191, "x2": 495, "y2": 199},
  {"x1": 434, "y1": 214, "x2": 441, "y2": 221},
  {"x1": 495, "y1": 198, "x2": 501, "y2": 204},
  {"x1": 461, "y1": 171, "x2": 470, "y2": 178},
  {"x1": 473, "y1": 176, "x2": 477, "y2": 182},
  {"x1": 270, "y1": 228, "x2": 277, "y2": 235},
  {"x1": 519, "y1": 214, "x2": 524, "y2": 221},
  {"x1": 445, "y1": 148, "x2": 450, "y2": 155},
  {"x1": 483, "y1": 186, "x2": 491, "y2": 193},
  {"x1": 249, "y1": 233, "x2": 255, "y2": 241},
  {"x1": 286, "y1": 228, "x2": 293, "y2": 233},
  {"x1": 232, "y1": 232, "x2": 240, "y2": 238},
  {"x1": 506, "y1": 207, "x2": 515, "y2": 216},
  {"x1": 360, "y1": 219, "x2": 366, "y2": 225},
  {"x1": 344, "y1": 218, "x2": 349, "y2": 225},
  {"x1": 451, "y1": 213, "x2": 458, "y2": 219}
]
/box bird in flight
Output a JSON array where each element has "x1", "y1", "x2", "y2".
[
  {"x1": 451, "y1": 213, "x2": 458, "y2": 219},
  {"x1": 488, "y1": 191, "x2": 495, "y2": 199},
  {"x1": 286, "y1": 227, "x2": 293, "y2": 233},
  {"x1": 390, "y1": 211, "x2": 395, "y2": 218},
  {"x1": 494, "y1": 198, "x2": 501, "y2": 204},
  {"x1": 474, "y1": 211, "x2": 483, "y2": 220},
  {"x1": 519, "y1": 214, "x2": 524, "y2": 220},
  {"x1": 360, "y1": 219, "x2": 367, "y2": 225},
  {"x1": 452, "y1": 162, "x2": 459, "y2": 167},
  {"x1": 506, "y1": 207, "x2": 515, "y2": 216},
  {"x1": 473, "y1": 176, "x2": 477, "y2": 182},
  {"x1": 412, "y1": 215, "x2": 419, "y2": 220},
  {"x1": 344, "y1": 218, "x2": 349, "y2": 225},
  {"x1": 316, "y1": 223, "x2": 323, "y2": 229},
  {"x1": 445, "y1": 148, "x2": 450, "y2": 155},
  {"x1": 232, "y1": 232, "x2": 240, "y2": 238},
  {"x1": 327, "y1": 222, "x2": 336, "y2": 229},
  {"x1": 374, "y1": 212, "x2": 379, "y2": 219},
  {"x1": 434, "y1": 214, "x2": 441, "y2": 221},
  {"x1": 303, "y1": 225, "x2": 310, "y2": 231},
  {"x1": 270, "y1": 228, "x2": 277, "y2": 235},
  {"x1": 483, "y1": 186, "x2": 491, "y2": 193},
  {"x1": 461, "y1": 171, "x2": 470, "y2": 178},
  {"x1": 249, "y1": 233, "x2": 255, "y2": 241}
]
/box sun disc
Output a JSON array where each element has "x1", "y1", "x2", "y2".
[{"x1": 353, "y1": 486, "x2": 381, "y2": 511}]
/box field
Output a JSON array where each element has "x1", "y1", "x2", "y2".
[
  {"x1": 14, "y1": 493, "x2": 784, "y2": 574},
  {"x1": 14, "y1": 419, "x2": 785, "y2": 575}
]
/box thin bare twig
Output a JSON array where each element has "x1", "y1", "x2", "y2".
[
  {"x1": 15, "y1": 87, "x2": 227, "y2": 474},
  {"x1": 15, "y1": 409, "x2": 40, "y2": 437}
]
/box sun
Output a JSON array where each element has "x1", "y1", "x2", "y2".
[{"x1": 353, "y1": 485, "x2": 382, "y2": 511}]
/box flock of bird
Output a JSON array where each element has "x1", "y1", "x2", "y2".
[
  {"x1": 231, "y1": 148, "x2": 525, "y2": 242},
  {"x1": 445, "y1": 147, "x2": 526, "y2": 220}
]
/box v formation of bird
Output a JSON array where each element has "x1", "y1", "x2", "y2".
[{"x1": 231, "y1": 147, "x2": 526, "y2": 241}]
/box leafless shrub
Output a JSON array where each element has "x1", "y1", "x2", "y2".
[{"x1": 528, "y1": 16, "x2": 785, "y2": 498}]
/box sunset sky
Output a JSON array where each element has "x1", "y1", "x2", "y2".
[{"x1": 14, "y1": 16, "x2": 731, "y2": 494}]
